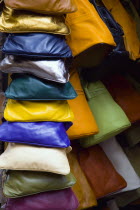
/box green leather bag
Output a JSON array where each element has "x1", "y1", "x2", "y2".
[
  {"x1": 80, "y1": 81, "x2": 131, "y2": 147},
  {"x1": 3, "y1": 170, "x2": 76, "y2": 198},
  {"x1": 5, "y1": 74, "x2": 77, "y2": 100}
]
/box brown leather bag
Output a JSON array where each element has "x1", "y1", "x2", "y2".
[{"x1": 78, "y1": 145, "x2": 127, "y2": 198}]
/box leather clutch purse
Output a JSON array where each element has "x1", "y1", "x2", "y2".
[
  {"x1": 66, "y1": 0, "x2": 116, "y2": 67},
  {"x1": 0, "y1": 56, "x2": 69, "y2": 83},
  {"x1": 80, "y1": 81, "x2": 131, "y2": 148},
  {"x1": 4, "y1": 99, "x2": 74, "y2": 122},
  {"x1": 67, "y1": 69, "x2": 99, "y2": 140},
  {"x1": 5, "y1": 189, "x2": 79, "y2": 210},
  {"x1": 0, "y1": 6, "x2": 70, "y2": 34},
  {"x1": 4, "y1": 0, "x2": 77, "y2": 14},
  {"x1": 0, "y1": 143, "x2": 71, "y2": 174},
  {"x1": 5, "y1": 74, "x2": 77, "y2": 100},
  {"x1": 78, "y1": 145, "x2": 127, "y2": 198},
  {"x1": 0, "y1": 121, "x2": 72, "y2": 148},
  {"x1": 2, "y1": 33, "x2": 72, "y2": 58},
  {"x1": 3, "y1": 170, "x2": 76, "y2": 198}
]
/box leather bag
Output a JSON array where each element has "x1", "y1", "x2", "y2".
[
  {"x1": 0, "y1": 121, "x2": 72, "y2": 148},
  {"x1": 4, "y1": 99, "x2": 74, "y2": 122},
  {"x1": 78, "y1": 145, "x2": 127, "y2": 198},
  {"x1": 66, "y1": 0, "x2": 116, "y2": 67},
  {"x1": 5, "y1": 188, "x2": 79, "y2": 210},
  {"x1": 3, "y1": 170, "x2": 76, "y2": 198},
  {"x1": 67, "y1": 69, "x2": 99, "y2": 140},
  {"x1": 0, "y1": 6, "x2": 70, "y2": 34},
  {"x1": 0, "y1": 56, "x2": 69, "y2": 83},
  {"x1": 2, "y1": 33, "x2": 72, "y2": 58},
  {"x1": 4, "y1": 0, "x2": 77, "y2": 14},
  {"x1": 0, "y1": 143, "x2": 71, "y2": 174},
  {"x1": 5, "y1": 74, "x2": 77, "y2": 100},
  {"x1": 80, "y1": 81, "x2": 131, "y2": 148}
]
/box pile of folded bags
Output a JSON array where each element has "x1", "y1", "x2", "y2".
[{"x1": 0, "y1": 0, "x2": 139, "y2": 209}]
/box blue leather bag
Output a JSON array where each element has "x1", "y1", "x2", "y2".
[
  {"x1": 2, "y1": 33, "x2": 72, "y2": 58},
  {"x1": 0, "y1": 121, "x2": 72, "y2": 147}
]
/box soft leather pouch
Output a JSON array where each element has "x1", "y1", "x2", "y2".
[
  {"x1": 80, "y1": 81, "x2": 131, "y2": 148},
  {"x1": 5, "y1": 74, "x2": 77, "y2": 100},
  {"x1": 3, "y1": 170, "x2": 76, "y2": 198},
  {"x1": 0, "y1": 6, "x2": 70, "y2": 34},
  {"x1": 78, "y1": 145, "x2": 127, "y2": 198},
  {"x1": 4, "y1": 99, "x2": 74, "y2": 122},
  {"x1": 0, "y1": 143, "x2": 71, "y2": 174},
  {"x1": 0, "y1": 56, "x2": 69, "y2": 83},
  {"x1": 4, "y1": 0, "x2": 77, "y2": 14},
  {"x1": 2, "y1": 33, "x2": 72, "y2": 58},
  {"x1": 5, "y1": 188, "x2": 79, "y2": 210},
  {"x1": 67, "y1": 69, "x2": 99, "y2": 140},
  {"x1": 66, "y1": 0, "x2": 116, "y2": 67},
  {"x1": 0, "y1": 121, "x2": 72, "y2": 148}
]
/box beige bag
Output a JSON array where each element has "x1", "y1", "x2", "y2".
[{"x1": 0, "y1": 143, "x2": 71, "y2": 175}]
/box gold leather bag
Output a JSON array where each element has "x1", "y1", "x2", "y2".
[
  {"x1": 0, "y1": 6, "x2": 70, "y2": 34},
  {"x1": 0, "y1": 143, "x2": 71, "y2": 174},
  {"x1": 4, "y1": 0, "x2": 77, "y2": 15},
  {"x1": 4, "y1": 99, "x2": 74, "y2": 122},
  {"x1": 67, "y1": 69, "x2": 99, "y2": 140}
]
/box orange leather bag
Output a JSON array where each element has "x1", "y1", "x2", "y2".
[
  {"x1": 67, "y1": 69, "x2": 99, "y2": 140},
  {"x1": 68, "y1": 147, "x2": 97, "y2": 209},
  {"x1": 103, "y1": 74, "x2": 140, "y2": 123},
  {"x1": 78, "y1": 145, "x2": 127, "y2": 198},
  {"x1": 102, "y1": 0, "x2": 140, "y2": 60},
  {"x1": 66, "y1": 0, "x2": 116, "y2": 67}
]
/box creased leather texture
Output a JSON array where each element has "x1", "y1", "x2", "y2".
[
  {"x1": 78, "y1": 145, "x2": 127, "y2": 198},
  {"x1": 5, "y1": 74, "x2": 77, "y2": 101},
  {"x1": 4, "y1": 99, "x2": 74, "y2": 122},
  {"x1": 66, "y1": 0, "x2": 116, "y2": 67},
  {"x1": 103, "y1": 75, "x2": 140, "y2": 123},
  {"x1": 67, "y1": 69, "x2": 99, "y2": 140},
  {"x1": 4, "y1": 0, "x2": 77, "y2": 14},
  {"x1": 3, "y1": 170, "x2": 76, "y2": 198},
  {"x1": 80, "y1": 81, "x2": 131, "y2": 148},
  {"x1": 0, "y1": 121, "x2": 72, "y2": 148},
  {"x1": 102, "y1": 0, "x2": 140, "y2": 60},
  {"x1": 2, "y1": 33, "x2": 72, "y2": 58},
  {"x1": 5, "y1": 189, "x2": 79, "y2": 210},
  {"x1": 0, "y1": 56, "x2": 69, "y2": 83},
  {"x1": 68, "y1": 148, "x2": 97, "y2": 209},
  {"x1": 0, "y1": 6, "x2": 70, "y2": 34},
  {"x1": 0, "y1": 143, "x2": 71, "y2": 174}
]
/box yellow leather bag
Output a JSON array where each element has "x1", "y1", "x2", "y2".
[
  {"x1": 67, "y1": 69, "x2": 99, "y2": 140},
  {"x1": 102, "y1": 0, "x2": 140, "y2": 60},
  {"x1": 4, "y1": 99, "x2": 74, "y2": 122},
  {"x1": 66, "y1": 0, "x2": 116, "y2": 67},
  {"x1": 0, "y1": 6, "x2": 70, "y2": 34}
]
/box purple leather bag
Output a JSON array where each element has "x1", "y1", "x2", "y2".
[{"x1": 5, "y1": 188, "x2": 79, "y2": 210}]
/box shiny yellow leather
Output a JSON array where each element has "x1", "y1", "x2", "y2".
[
  {"x1": 0, "y1": 6, "x2": 70, "y2": 35},
  {"x1": 103, "y1": 0, "x2": 140, "y2": 60},
  {"x1": 4, "y1": 99, "x2": 74, "y2": 122}
]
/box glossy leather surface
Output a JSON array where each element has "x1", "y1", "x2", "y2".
[
  {"x1": 0, "y1": 6, "x2": 70, "y2": 34},
  {"x1": 78, "y1": 145, "x2": 127, "y2": 198},
  {"x1": 3, "y1": 33, "x2": 72, "y2": 58},
  {"x1": 3, "y1": 170, "x2": 76, "y2": 198},
  {"x1": 5, "y1": 74, "x2": 77, "y2": 100},
  {"x1": 5, "y1": 189, "x2": 79, "y2": 210},
  {"x1": 5, "y1": 0, "x2": 77, "y2": 14},
  {"x1": 80, "y1": 81, "x2": 131, "y2": 148},
  {"x1": 67, "y1": 69, "x2": 99, "y2": 140},
  {"x1": 4, "y1": 99, "x2": 74, "y2": 122},
  {"x1": 0, "y1": 121, "x2": 72, "y2": 147},
  {"x1": 0, "y1": 56, "x2": 69, "y2": 83},
  {"x1": 0, "y1": 143, "x2": 71, "y2": 174}
]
